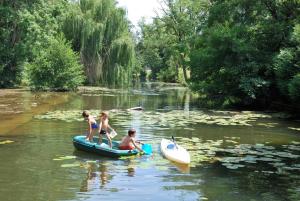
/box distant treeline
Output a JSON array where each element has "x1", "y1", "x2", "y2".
[
  {"x1": 137, "y1": 0, "x2": 300, "y2": 110},
  {"x1": 1, "y1": 0, "x2": 300, "y2": 111}
]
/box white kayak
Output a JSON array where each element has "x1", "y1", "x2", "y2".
[{"x1": 160, "y1": 138, "x2": 190, "y2": 164}]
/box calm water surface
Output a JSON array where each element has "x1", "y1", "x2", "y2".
[{"x1": 0, "y1": 84, "x2": 300, "y2": 201}]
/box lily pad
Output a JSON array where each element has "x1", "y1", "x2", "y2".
[
  {"x1": 61, "y1": 163, "x2": 81, "y2": 168},
  {"x1": 0, "y1": 140, "x2": 14, "y2": 145},
  {"x1": 219, "y1": 157, "x2": 243, "y2": 164},
  {"x1": 242, "y1": 155, "x2": 258, "y2": 163},
  {"x1": 53, "y1": 156, "x2": 76, "y2": 161},
  {"x1": 288, "y1": 127, "x2": 300, "y2": 131},
  {"x1": 282, "y1": 166, "x2": 300, "y2": 171},
  {"x1": 287, "y1": 145, "x2": 300, "y2": 151},
  {"x1": 34, "y1": 109, "x2": 281, "y2": 128},
  {"x1": 257, "y1": 123, "x2": 277, "y2": 128},
  {"x1": 222, "y1": 163, "x2": 245, "y2": 169},
  {"x1": 257, "y1": 157, "x2": 281, "y2": 162},
  {"x1": 225, "y1": 140, "x2": 239, "y2": 144},
  {"x1": 269, "y1": 162, "x2": 285, "y2": 167}
]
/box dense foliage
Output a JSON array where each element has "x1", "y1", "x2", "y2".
[
  {"x1": 138, "y1": 0, "x2": 300, "y2": 110},
  {"x1": 1, "y1": 0, "x2": 300, "y2": 110},
  {"x1": 26, "y1": 36, "x2": 84, "y2": 90},
  {"x1": 63, "y1": 0, "x2": 137, "y2": 86},
  {"x1": 0, "y1": 0, "x2": 136, "y2": 89},
  {"x1": 0, "y1": 0, "x2": 79, "y2": 89},
  {"x1": 0, "y1": 0, "x2": 33, "y2": 87},
  {"x1": 137, "y1": 0, "x2": 208, "y2": 83}
]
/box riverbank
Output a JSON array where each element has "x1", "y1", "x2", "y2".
[{"x1": 0, "y1": 89, "x2": 71, "y2": 135}]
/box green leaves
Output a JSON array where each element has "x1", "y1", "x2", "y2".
[
  {"x1": 275, "y1": 23, "x2": 300, "y2": 106},
  {"x1": 1, "y1": 0, "x2": 135, "y2": 89},
  {"x1": 0, "y1": 140, "x2": 14, "y2": 145},
  {"x1": 187, "y1": 0, "x2": 300, "y2": 109},
  {"x1": 62, "y1": 0, "x2": 135, "y2": 86},
  {"x1": 288, "y1": 74, "x2": 300, "y2": 102},
  {"x1": 26, "y1": 35, "x2": 84, "y2": 91},
  {"x1": 53, "y1": 156, "x2": 76, "y2": 161},
  {"x1": 137, "y1": 0, "x2": 209, "y2": 83}
]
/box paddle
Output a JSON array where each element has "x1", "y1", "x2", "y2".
[
  {"x1": 141, "y1": 143, "x2": 153, "y2": 155},
  {"x1": 171, "y1": 136, "x2": 178, "y2": 149}
]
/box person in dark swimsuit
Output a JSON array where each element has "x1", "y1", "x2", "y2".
[
  {"x1": 98, "y1": 111, "x2": 114, "y2": 148},
  {"x1": 99, "y1": 129, "x2": 106, "y2": 135}
]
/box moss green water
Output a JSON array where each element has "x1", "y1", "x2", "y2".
[{"x1": 0, "y1": 84, "x2": 300, "y2": 201}]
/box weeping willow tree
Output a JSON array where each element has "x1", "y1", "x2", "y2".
[{"x1": 63, "y1": 0, "x2": 135, "y2": 86}]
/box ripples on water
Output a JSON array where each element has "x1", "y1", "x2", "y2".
[{"x1": 0, "y1": 85, "x2": 300, "y2": 201}]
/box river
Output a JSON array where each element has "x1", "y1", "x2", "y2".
[{"x1": 0, "y1": 83, "x2": 299, "y2": 201}]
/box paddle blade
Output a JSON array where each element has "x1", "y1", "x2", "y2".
[
  {"x1": 171, "y1": 136, "x2": 178, "y2": 149},
  {"x1": 142, "y1": 144, "x2": 152, "y2": 155},
  {"x1": 109, "y1": 130, "x2": 117, "y2": 138}
]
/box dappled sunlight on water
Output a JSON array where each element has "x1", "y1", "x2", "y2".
[{"x1": 0, "y1": 85, "x2": 300, "y2": 201}]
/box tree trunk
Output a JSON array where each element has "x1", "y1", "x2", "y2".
[{"x1": 183, "y1": 65, "x2": 188, "y2": 84}]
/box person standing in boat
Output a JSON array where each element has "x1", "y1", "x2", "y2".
[
  {"x1": 82, "y1": 111, "x2": 98, "y2": 142},
  {"x1": 98, "y1": 111, "x2": 113, "y2": 148},
  {"x1": 119, "y1": 128, "x2": 143, "y2": 152}
]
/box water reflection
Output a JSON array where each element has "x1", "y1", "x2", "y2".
[
  {"x1": 80, "y1": 161, "x2": 113, "y2": 192},
  {"x1": 80, "y1": 163, "x2": 97, "y2": 192},
  {"x1": 126, "y1": 159, "x2": 138, "y2": 177},
  {"x1": 1, "y1": 85, "x2": 300, "y2": 201},
  {"x1": 172, "y1": 162, "x2": 190, "y2": 173},
  {"x1": 0, "y1": 90, "x2": 71, "y2": 135},
  {"x1": 99, "y1": 162, "x2": 110, "y2": 187}
]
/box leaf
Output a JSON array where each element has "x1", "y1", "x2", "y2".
[
  {"x1": 53, "y1": 155, "x2": 76, "y2": 161},
  {"x1": 0, "y1": 140, "x2": 14, "y2": 145},
  {"x1": 61, "y1": 163, "x2": 81, "y2": 168}
]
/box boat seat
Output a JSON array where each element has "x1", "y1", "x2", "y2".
[{"x1": 167, "y1": 144, "x2": 175, "y2": 149}]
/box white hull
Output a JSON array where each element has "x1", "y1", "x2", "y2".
[{"x1": 160, "y1": 138, "x2": 190, "y2": 164}]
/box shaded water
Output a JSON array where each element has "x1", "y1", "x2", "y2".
[{"x1": 0, "y1": 83, "x2": 300, "y2": 201}]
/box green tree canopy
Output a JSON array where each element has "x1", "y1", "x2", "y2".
[
  {"x1": 63, "y1": 0, "x2": 136, "y2": 86},
  {"x1": 26, "y1": 35, "x2": 84, "y2": 91}
]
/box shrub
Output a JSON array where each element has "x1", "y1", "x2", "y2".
[
  {"x1": 288, "y1": 74, "x2": 300, "y2": 103},
  {"x1": 26, "y1": 35, "x2": 85, "y2": 91}
]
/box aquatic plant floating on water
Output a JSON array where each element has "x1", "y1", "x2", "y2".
[
  {"x1": 34, "y1": 109, "x2": 285, "y2": 129},
  {"x1": 0, "y1": 140, "x2": 14, "y2": 145},
  {"x1": 53, "y1": 156, "x2": 76, "y2": 161},
  {"x1": 222, "y1": 163, "x2": 245, "y2": 169},
  {"x1": 288, "y1": 127, "x2": 300, "y2": 132},
  {"x1": 175, "y1": 136, "x2": 300, "y2": 174},
  {"x1": 61, "y1": 162, "x2": 81, "y2": 168}
]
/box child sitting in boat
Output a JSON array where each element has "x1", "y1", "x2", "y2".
[
  {"x1": 82, "y1": 111, "x2": 98, "y2": 142},
  {"x1": 119, "y1": 128, "x2": 143, "y2": 152},
  {"x1": 98, "y1": 111, "x2": 113, "y2": 148}
]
